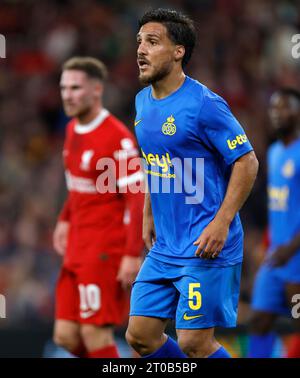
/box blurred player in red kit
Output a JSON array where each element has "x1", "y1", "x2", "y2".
[{"x1": 52, "y1": 57, "x2": 144, "y2": 358}]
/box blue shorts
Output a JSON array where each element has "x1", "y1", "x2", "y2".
[
  {"x1": 251, "y1": 256, "x2": 300, "y2": 316},
  {"x1": 130, "y1": 255, "x2": 242, "y2": 329}
]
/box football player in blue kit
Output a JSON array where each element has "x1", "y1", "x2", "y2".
[
  {"x1": 248, "y1": 88, "x2": 300, "y2": 358},
  {"x1": 125, "y1": 8, "x2": 259, "y2": 358}
]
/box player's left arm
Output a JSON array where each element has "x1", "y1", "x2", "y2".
[
  {"x1": 194, "y1": 151, "x2": 259, "y2": 258},
  {"x1": 117, "y1": 190, "x2": 144, "y2": 290},
  {"x1": 194, "y1": 95, "x2": 259, "y2": 259}
]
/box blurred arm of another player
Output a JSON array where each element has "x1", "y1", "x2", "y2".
[
  {"x1": 265, "y1": 233, "x2": 300, "y2": 267},
  {"x1": 53, "y1": 197, "x2": 71, "y2": 256},
  {"x1": 117, "y1": 185, "x2": 145, "y2": 291},
  {"x1": 194, "y1": 151, "x2": 259, "y2": 259}
]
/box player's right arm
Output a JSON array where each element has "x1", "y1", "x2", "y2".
[
  {"x1": 53, "y1": 197, "x2": 71, "y2": 256},
  {"x1": 143, "y1": 190, "x2": 156, "y2": 250}
]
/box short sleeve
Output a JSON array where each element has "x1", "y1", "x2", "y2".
[{"x1": 198, "y1": 95, "x2": 253, "y2": 165}]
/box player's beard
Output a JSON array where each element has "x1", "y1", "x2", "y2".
[
  {"x1": 139, "y1": 62, "x2": 172, "y2": 86},
  {"x1": 63, "y1": 103, "x2": 91, "y2": 119}
]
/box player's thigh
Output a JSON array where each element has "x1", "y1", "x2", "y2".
[
  {"x1": 175, "y1": 263, "x2": 242, "y2": 329},
  {"x1": 76, "y1": 256, "x2": 127, "y2": 326},
  {"x1": 129, "y1": 256, "x2": 179, "y2": 320},
  {"x1": 285, "y1": 282, "x2": 300, "y2": 332},
  {"x1": 80, "y1": 324, "x2": 115, "y2": 351},
  {"x1": 251, "y1": 264, "x2": 290, "y2": 317},
  {"x1": 126, "y1": 316, "x2": 169, "y2": 346}
]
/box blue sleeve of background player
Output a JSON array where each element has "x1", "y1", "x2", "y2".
[{"x1": 198, "y1": 94, "x2": 253, "y2": 165}]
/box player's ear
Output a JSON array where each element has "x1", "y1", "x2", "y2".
[
  {"x1": 93, "y1": 80, "x2": 104, "y2": 99},
  {"x1": 174, "y1": 45, "x2": 185, "y2": 63}
]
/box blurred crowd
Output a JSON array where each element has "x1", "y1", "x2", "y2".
[{"x1": 0, "y1": 0, "x2": 300, "y2": 328}]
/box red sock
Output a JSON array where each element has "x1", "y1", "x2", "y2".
[
  {"x1": 87, "y1": 345, "x2": 120, "y2": 358},
  {"x1": 287, "y1": 334, "x2": 300, "y2": 358}
]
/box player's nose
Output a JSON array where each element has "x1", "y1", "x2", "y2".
[{"x1": 137, "y1": 41, "x2": 147, "y2": 56}]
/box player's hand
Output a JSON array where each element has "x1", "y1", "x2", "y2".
[
  {"x1": 193, "y1": 217, "x2": 229, "y2": 259},
  {"x1": 143, "y1": 213, "x2": 156, "y2": 251},
  {"x1": 53, "y1": 221, "x2": 70, "y2": 256},
  {"x1": 117, "y1": 255, "x2": 142, "y2": 291},
  {"x1": 265, "y1": 244, "x2": 295, "y2": 267}
]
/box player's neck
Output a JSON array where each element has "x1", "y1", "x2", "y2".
[
  {"x1": 281, "y1": 129, "x2": 299, "y2": 146},
  {"x1": 151, "y1": 69, "x2": 186, "y2": 99},
  {"x1": 77, "y1": 106, "x2": 102, "y2": 125}
]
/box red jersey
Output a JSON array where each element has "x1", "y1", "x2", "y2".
[{"x1": 59, "y1": 109, "x2": 144, "y2": 268}]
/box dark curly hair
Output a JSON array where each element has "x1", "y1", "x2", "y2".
[{"x1": 139, "y1": 8, "x2": 196, "y2": 67}]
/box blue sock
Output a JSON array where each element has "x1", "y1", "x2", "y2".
[
  {"x1": 143, "y1": 336, "x2": 187, "y2": 358},
  {"x1": 247, "y1": 333, "x2": 276, "y2": 358},
  {"x1": 208, "y1": 346, "x2": 231, "y2": 358}
]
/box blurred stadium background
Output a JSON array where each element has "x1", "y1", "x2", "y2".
[{"x1": 0, "y1": 0, "x2": 300, "y2": 357}]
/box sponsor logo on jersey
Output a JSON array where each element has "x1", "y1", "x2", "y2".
[
  {"x1": 282, "y1": 159, "x2": 295, "y2": 178},
  {"x1": 183, "y1": 313, "x2": 204, "y2": 320},
  {"x1": 268, "y1": 185, "x2": 289, "y2": 211},
  {"x1": 113, "y1": 138, "x2": 138, "y2": 160},
  {"x1": 141, "y1": 148, "x2": 173, "y2": 173},
  {"x1": 227, "y1": 134, "x2": 248, "y2": 150},
  {"x1": 162, "y1": 115, "x2": 176, "y2": 136},
  {"x1": 66, "y1": 171, "x2": 97, "y2": 193}
]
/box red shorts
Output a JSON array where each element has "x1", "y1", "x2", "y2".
[{"x1": 55, "y1": 255, "x2": 129, "y2": 325}]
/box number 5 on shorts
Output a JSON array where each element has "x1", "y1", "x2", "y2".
[{"x1": 188, "y1": 283, "x2": 202, "y2": 310}]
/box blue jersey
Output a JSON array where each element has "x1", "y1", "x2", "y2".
[
  {"x1": 135, "y1": 76, "x2": 253, "y2": 267},
  {"x1": 251, "y1": 138, "x2": 300, "y2": 316},
  {"x1": 268, "y1": 138, "x2": 300, "y2": 252}
]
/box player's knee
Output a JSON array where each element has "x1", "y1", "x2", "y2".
[
  {"x1": 177, "y1": 334, "x2": 213, "y2": 358},
  {"x1": 125, "y1": 327, "x2": 143, "y2": 350},
  {"x1": 125, "y1": 327, "x2": 152, "y2": 355},
  {"x1": 80, "y1": 324, "x2": 114, "y2": 348},
  {"x1": 80, "y1": 324, "x2": 103, "y2": 345},
  {"x1": 53, "y1": 329, "x2": 80, "y2": 353}
]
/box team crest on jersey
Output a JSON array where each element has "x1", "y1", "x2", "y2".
[
  {"x1": 162, "y1": 115, "x2": 176, "y2": 136},
  {"x1": 80, "y1": 150, "x2": 94, "y2": 171},
  {"x1": 282, "y1": 159, "x2": 295, "y2": 178}
]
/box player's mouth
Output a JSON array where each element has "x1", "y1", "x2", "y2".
[
  {"x1": 137, "y1": 58, "x2": 150, "y2": 71},
  {"x1": 64, "y1": 102, "x2": 76, "y2": 109}
]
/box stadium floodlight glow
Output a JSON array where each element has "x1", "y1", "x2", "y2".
[
  {"x1": 0, "y1": 294, "x2": 6, "y2": 319},
  {"x1": 0, "y1": 34, "x2": 6, "y2": 58}
]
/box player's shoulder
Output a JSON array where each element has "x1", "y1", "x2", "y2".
[
  {"x1": 65, "y1": 118, "x2": 76, "y2": 136},
  {"x1": 291, "y1": 137, "x2": 300, "y2": 152},
  {"x1": 267, "y1": 141, "x2": 282, "y2": 159},
  {"x1": 268, "y1": 140, "x2": 282, "y2": 153},
  {"x1": 105, "y1": 113, "x2": 135, "y2": 141},
  {"x1": 200, "y1": 84, "x2": 227, "y2": 110},
  {"x1": 135, "y1": 86, "x2": 151, "y2": 105},
  {"x1": 185, "y1": 77, "x2": 228, "y2": 115}
]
